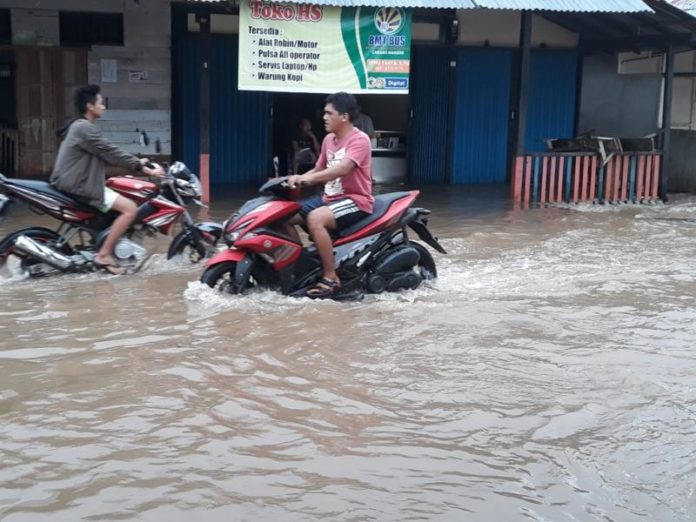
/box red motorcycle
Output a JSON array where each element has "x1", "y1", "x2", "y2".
[
  {"x1": 201, "y1": 177, "x2": 446, "y2": 299},
  {"x1": 0, "y1": 162, "x2": 221, "y2": 277}
]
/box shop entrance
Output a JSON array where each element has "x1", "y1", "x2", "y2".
[
  {"x1": 0, "y1": 50, "x2": 17, "y2": 176},
  {"x1": 272, "y1": 93, "x2": 326, "y2": 176},
  {"x1": 272, "y1": 92, "x2": 410, "y2": 183}
]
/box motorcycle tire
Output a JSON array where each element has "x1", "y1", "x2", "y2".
[
  {"x1": 411, "y1": 241, "x2": 437, "y2": 281},
  {"x1": 0, "y1": 228, "x2": 73, "y2": 278},
  {"x1": 201, "y1": 261, "x2": 243, "y2": 293},
  {"x1": 201, "y1": 259, "x2": 272, "y2": 294},
  {"x1": 167, "y1": 231, "x2": 211, "y2": 263}
]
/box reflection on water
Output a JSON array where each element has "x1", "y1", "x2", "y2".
[{"x1": 1, "y1": 187, "x2": 696, "y2": 521}]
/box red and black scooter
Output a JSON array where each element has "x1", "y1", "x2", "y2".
[
  {"x1": 201, "y1": 177, "x2": 446, "y2": 299},
  {"x1": 0, "y1": 162, "x2": 221, "y2": 277}
]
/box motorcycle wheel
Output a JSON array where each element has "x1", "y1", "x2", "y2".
[
  {"x1": 201, "y1": 261, "x2": 244, "y2": 294},
  {"x1": 0, "y1": 228, "x2": 73, "y2": 278},
  {"x1": 411, "y1": 241, "x2": 437, "y2": 281},
  {"x1": 167, "y1": 230, "x2": 214, "y2": 264},
  {"x1": 201, "y1": 260, "x2": 271, "y2": 294}
]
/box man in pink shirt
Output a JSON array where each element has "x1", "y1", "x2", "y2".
[{"x1": 287, "y1": 92, "x2": 373, "y2": 299}]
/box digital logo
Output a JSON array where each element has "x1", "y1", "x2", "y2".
[
  {"x1": 385, "y1": 78, "x2": 408, "y2": 89},
  {"x1": 374, "y1": 7, "x2": 404, "y2": 35}
]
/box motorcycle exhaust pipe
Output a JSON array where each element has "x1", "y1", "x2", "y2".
[{"x1": 12, "y1": 235, "x2": 74, "y2": 270}]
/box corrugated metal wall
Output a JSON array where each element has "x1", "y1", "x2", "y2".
[
  {"x1": 173, "y1": 18, "x2": 271, "y2": 185},
  {"x1": 525, "y1": 50, "x2": 579, "y2": 153},
  {"x1": 210, "y1": 36, "x2": 272, "y2": 185},
  {"x1": 172, "y1": 8, "x2": 579, "y2": 188},
  {"x1": 408, "y1": 46, "x2": 453, "y2": 185},
  {"x1": 172, "y1": 17, "x2": 200, "y2": 172},
  {"x1": 452, "y1": 48, "x2": 513, "y2": 184}
]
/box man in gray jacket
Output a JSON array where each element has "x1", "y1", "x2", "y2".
[{"x1": 50, "y1": 84, "x2": 164, "y2": 274}]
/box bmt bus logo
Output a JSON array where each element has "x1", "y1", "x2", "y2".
[
  {"x1": 374, "y1": 7, "x2": 404, "y2": 35},
  {"x1": 368, "y1": 77, "x2": 386, "y2": 89}
]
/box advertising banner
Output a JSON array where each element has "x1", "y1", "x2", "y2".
[{"x1": 239, "y1": 1, "x2": 411, "y2": 94}]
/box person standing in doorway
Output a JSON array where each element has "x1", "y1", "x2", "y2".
[
  {"x1": 291, "y1": 118, "x2": 321, "y2": 174},
  {"x1": 50, "y1": 84, "x2": 165, "y2": 275},
  {"x1": 353, "y1": 103, "x2": 375, "y2": 138}
]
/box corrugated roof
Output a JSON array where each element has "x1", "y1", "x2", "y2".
[
  {"x1": 185, "y1": 0, "x2": 653, "y2": 12},
  {"x1": 297, "y1": 0, "x2": 474, "y2": 6},
  {"x1": 469, "y1": 0, "x2": 651, "y2": 12},
  {"x1": 186, "y1": 0, "x2": 476, "y2": 6},
  {"x1": 666, "y1": 0, "x2": 696, "y2": 16}
]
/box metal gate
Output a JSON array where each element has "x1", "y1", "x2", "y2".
[
  {"x1": 408, "y1": 46, "x2": 453, "y2": 185},
  {"x1": 173, "y1": 26, "x2": 271, "y2": 185},
  {"x1": 525, "y1": 50, "x2": 579, "y2": 153},
  {"x1": 452, "y1": 48, "x2": 513, "y2": 184}
]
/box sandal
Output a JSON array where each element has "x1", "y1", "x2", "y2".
[
  {"x1": 306, "y1": 277, "x2": 341, "y2": 299},
  {"x1": 93, "y1": 259, "x2": 126, "y2": 276}
]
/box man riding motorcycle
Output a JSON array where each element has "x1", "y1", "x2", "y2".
[
  {"x1": 285, "y1": 92, "x2": 373, "y2": 299},
  {"x1": 50, "y1": 84, "x2": 165, "y2": 275}
]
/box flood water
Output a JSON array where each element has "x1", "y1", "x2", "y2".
[{"x1": 1, "y1": 186, "x2": 696, "y2": 521}]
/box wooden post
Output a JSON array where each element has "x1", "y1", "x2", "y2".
[
  {"x1": 197, "y1": 14, "x2": 211, "y2": 204},
  {"x1": 589, "y1": 156, "x2": 597, "y2": 202},
  {"x1": 637, "y1": 155, "x2": 645, "y2": 201},
  {"x1": 512, "y1": 156, "x2": 524, "y2": 201},
  {"x1": 661, "y1": 45, "x2": 674, "y2": 201},
  {"x1": 549, "y1": 156, "x2": 557, "y2": 203},
  {"x1": 556, "y1": 156, "x2": 564, "y2": 202},
  {"x1": 540, "y1": 156, "x2": 548, "y2": 203}
]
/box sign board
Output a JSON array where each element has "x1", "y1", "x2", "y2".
[
  {"x1": 239, "y1": 1, "x2": 411, "y2": 94},
  {"x1": 100, "y1": 59, "x2": 117, "y2": 83}
]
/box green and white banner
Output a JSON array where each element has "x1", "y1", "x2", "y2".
[{"x1": 239, "y1": 1, "x2": 411, "y2": 94}]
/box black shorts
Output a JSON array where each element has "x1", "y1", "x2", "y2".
[{"x1": 299, "y1": 195, "x2": 370, "y2": 230}]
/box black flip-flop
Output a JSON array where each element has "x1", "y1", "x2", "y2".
[
  {"x1": 93, "y1": 259, "x2": 126, "y2": 276},
  {"x1": 306, "y1": 277, "x2": 341, "y2": 299}
]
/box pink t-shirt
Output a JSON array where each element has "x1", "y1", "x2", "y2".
[{"x1": 316, "y1": 127, "x2": 374, "y2": 213}]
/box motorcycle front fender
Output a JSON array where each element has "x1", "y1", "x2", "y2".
[
  {"x1": 195, "y1": 222, "x2": 223, "y2": 242},
  {"x1": 205, "y1": 248, "x2": 246, "y2": 267},
  {"x1": 167, "y1": 222, "x2": 221, "y2": 260},
  {"x1": 205, "y1": 249, "x2": 256, "y2": 292}
]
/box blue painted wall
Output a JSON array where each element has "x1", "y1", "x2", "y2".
[{"x1": 173, "y1": 26, "x2": 271, "y2": 185}]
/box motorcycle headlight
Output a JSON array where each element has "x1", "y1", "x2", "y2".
[
  {"x1": 223, "y1": 218, "x2": 253, "y2": 245},
  {"x1": 224, "y1": 230, "x2": 242, "y2": 244},
  {"x1": 189, "y1": 174, "x2": 203, "y2": 198}
]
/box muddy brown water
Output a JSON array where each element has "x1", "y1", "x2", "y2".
[{"x1": 1, "y1": 186, "x2": 695, "y2": 521}]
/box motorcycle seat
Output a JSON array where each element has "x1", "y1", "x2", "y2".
[
  {"x1": 334, "y1": 191, "x2": 412, "y2": 238},
  {"x1": 4, "y1": 178, "x2": 98, "y2": 213}
]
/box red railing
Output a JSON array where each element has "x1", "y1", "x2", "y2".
[{"x1": 511, "y1": 152, "x2": 662, "y2": 205}]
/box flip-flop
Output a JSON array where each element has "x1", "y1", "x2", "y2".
[
  {"x1": 306, "y1": 277, "x2": 341, "y2": 299},
  {"x1": 93, "y1": 259, "x2": 126, "y2": 276},
  {"x1": 127, "y1": 252, "x2": 153, "y2": 275}
]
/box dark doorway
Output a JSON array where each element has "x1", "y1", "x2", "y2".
[
  {"x1": 0, "y1": 50, "x2": 17, "y2": 176},
  {"x1": 272, "y1": 93, "x2": 326, "y2": 176},
  {"x1": 13, "y1": 47, "x2": 87, "y2": 178},
  {"x1": 0, "y1": 51, "x2": 15, "y2": 127}
]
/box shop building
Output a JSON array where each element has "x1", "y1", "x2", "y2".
[{"x1": 1, "y1": 0, "x2": 695, "y2": 205}]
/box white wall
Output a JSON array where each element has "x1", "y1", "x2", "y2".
[
  {"x1": 6, "y1": 0, "x2": 171, "y2": 156},
  {"x1": 619, "y1": 50, "x2": 696, "y2": 131},
  {"x1": 456, "y1": 10, "x2": 578, "y2": 48}
]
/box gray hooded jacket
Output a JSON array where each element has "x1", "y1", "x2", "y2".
[{"x1": 50, "y1": 118, "x2": 141, "y2": 207}]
